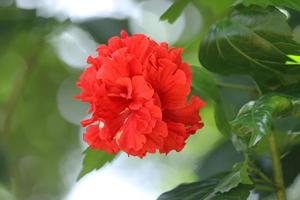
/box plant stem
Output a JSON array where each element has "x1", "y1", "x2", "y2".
[
  {"x1": 268, "y1": 134, "x2": 286, "y2": 200},
  {"x1": 252, "y1": 167, "x2": 273, "y2": 185},
  {"x1": 216, "y1": 82, "x2": 256, "y2": 92}
]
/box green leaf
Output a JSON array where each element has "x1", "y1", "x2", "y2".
[
  {"x1": 77, "y1": 148, "x2": 115, "y2": 180},
  {"x1": 215, "y1": 161, "x2": 252, "y2": 193},
  {"x1": 157, "y1": 180, "x2": 252, "y2": 200},
  {"x1": 196, "y1": 142, "x2": 244, "y2": 179},
  {"x1": 282, "y1": 142, "x2": 300, "y2": 186},
  {"x1": 286, "y1": 55, "x2": 300, "y2": 64},
  {"x1": 212, "y1": 184, "x2": 253, "y2": 200},
  {"x1": 237, "y1": 0, "x2": 300, "y2": 12},
  {"x1": 191, "y1": 65, "x2": 231, "y2": 136},
  {"x1": 157, "y1": 179, "x2": 219, "y2": 200},
  {"x1": 158, "y1": 161, "x2": 253, "y2": 200},
  {"x1": 231, "y1": 94, "x2": 300, "y2": 147},
  {"x1": 157, "y1": 172, "x2": 252, "y2": 200},
  {"x1": 196, "y1": 0, "x2": 235, "y2": 16},
  {"x1": 254, "y1": 131, "x2": 294, "y2": 153},
  {"x1": 160, "y1": 0, "x2": 192, "y2": 23},
  {"x1": 275, "y1": 82, "x2": 300, "y2": 95},
  {"x1": 199, "y1": 5, "x2": 300, "y2": 88}
]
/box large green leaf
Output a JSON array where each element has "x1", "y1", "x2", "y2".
[
  {"x1": 237, "y1": 0, "x2": 300, "y2": 12},
  {"x1": 191, "y1": 65, "x2": 231, "y2": 136},
  {"x1": 157, "y1": 179, "x2": 219, "y2": 200},
  {"x1": 157, "y1": 181, "x2": 252, "y2": 200},
  {"x1": 158, "y1": 161, "x2": 253, "y2": 200},
  {"x1": 77, "y1": 148, "x2": 115, "y2": 180},
  {"x1": 157, "y1": 173, "x2": 252, "y2": 200},
  {"x1": 199, "y1": 5, "x2": 300, "y2": 88},
  {"x1": 231, "y1": 94, "x2": 300, "y2": 147}
]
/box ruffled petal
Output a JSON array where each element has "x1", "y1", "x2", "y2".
[
  {"x1": 164, "y1": 96, "x2": 205, "y2": 125},
  {"x1": 84, "y1": 125, "x2": 120, "y2": 154},
  {"x1": 160, "y1": 122, "x2": 186, "y2": 154},
  {"x1": 77, "y1": 31, "x2": 206, "y2": 157}
]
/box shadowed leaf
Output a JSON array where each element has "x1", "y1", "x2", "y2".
[
  {"x1": 237, "y1": 0, "x2": 300, "y2": 12},
  {"x1": 199, "y1": 5, "x2": 300, "y2": 88},
  {"x1": 191, "y1": 65, "x2": 231, "y2": 136}
]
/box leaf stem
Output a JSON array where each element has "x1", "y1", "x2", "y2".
[
  {"x1": 268, "y1": 134, "x2": 286, "y2": 200},
  {"x1": 251, "y1": 167, "x2": 273, "y2": 185},
  {"x1": 248, "y1": 158, "x2": 274, "y2": 185},
  {"x1": 216, "y1": 82, "x2": 256, "y2": 92},
  {"x1": 255, "y1": 184, "x2": 275, "y2": 192}
]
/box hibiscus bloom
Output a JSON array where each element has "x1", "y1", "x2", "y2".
[{"x1": 76, "y1": 31, "x2": 205, "y2": 157}]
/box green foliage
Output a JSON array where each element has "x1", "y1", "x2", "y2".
[
  {"x1": 199, "y1": 5, "x2": 300, "y2": 88},
  {"x1": 215, "y1": 161, "x2": 252, "y2": 193},
  {"x1": 212, "y1": 184, "x2": 253, "y2": 200},
  {"x1": 160, "y1": 0, "x2": 235, "y2": 24},
  {"x1": 231, "y1": 94, "x2": 300, "y2": 146},
  {"x1": 2, "y1": 1, "x2": 300, "y2": 199},
  {"x1": 161, "y1": 2, "x2": 300, "y2": 199},
  {"x1": 0, "y1": 8, "x2": 79, "y2": 198},
  {"x1": 158, "y1": 158, "x2": 253, "y2": 200},
  {"x1": 0, "y1": 5, "x2": 122, "y2": 200},
  {"x1": 160, "y1": 0, "x2": 192, "y2": 23},
  {"x1": 237, "y1": 0, "x2": 300, "y2": 12},
  {"x1": 157, "y1": 166, "x2": 253, "y2": 200},
  {"x1": 191, "y1": 66, "x2": 231, "y2": 136},
  {"x1": 157, "y1": 179, "x2": 219, "y2": 200},
  {"x1": 287, "y1": 55, "x2": 300, "y2": 64},
  {"x1": 78, "y1": 148, "x2": 115, "y2": 180},
  {"x1": 195, "y1": 0, "x2": 235, "y2": 16}
]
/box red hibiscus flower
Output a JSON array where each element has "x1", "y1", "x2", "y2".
[{"x1": 76, "y1": 31, "x2": 205, "y2": 157}]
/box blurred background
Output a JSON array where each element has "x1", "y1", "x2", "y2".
[{"x1": 1, "y1": 0, "x2": 300, "y2": 200}]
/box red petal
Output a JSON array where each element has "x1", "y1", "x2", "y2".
[
  {"x1": 164, "y1": 96, "x2": 205, "y2": 125},
  {"x1": 160, "y1": 122, "x2": 186, "y2": 154},
  {"x1": 84, "y1": 125, "x2": 119, "y2": 154}
]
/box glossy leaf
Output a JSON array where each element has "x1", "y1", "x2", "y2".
[
  {"x1": 157, "y1": 167, "x2": 252, "y2": 200},
  {"x1": 231, "y1": 94, "x2": 300, "y2": 147},
  {"x1": 78, "y1": 148, "x2": 115, "y2": 180},
  {"x1": 199, "y1": 5, "x2": 300, "y2": 88},
  {"x1": 286, "y1": 55, "x2": 300, "y2": 64},
  {"x1": 157, "y1": 181, "x2": 252, "y2": 200},
  {"x1": 157, "y1": 179, "x2": 219, "y2": 200},
  {"x1": 237, "y1": 0, "x2": 300, "y2": 12}
]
